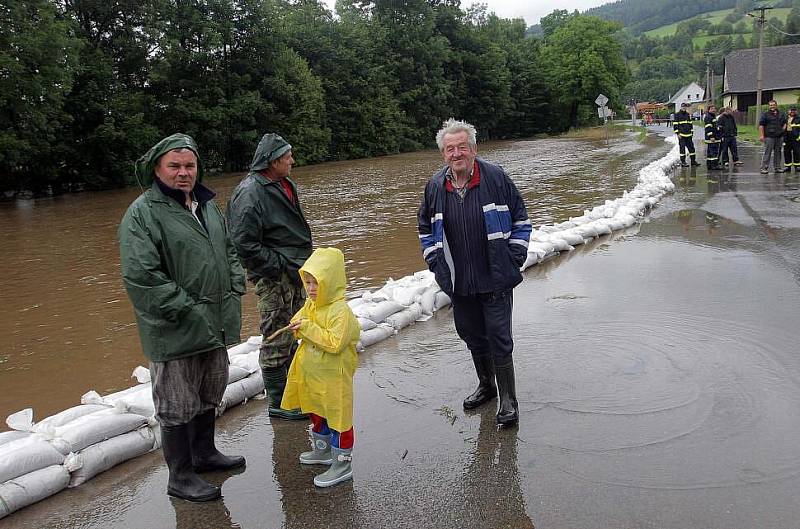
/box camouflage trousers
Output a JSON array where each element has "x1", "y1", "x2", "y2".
[{"x1": 256, "y1": 271, "x2": 306, "y2": 370}]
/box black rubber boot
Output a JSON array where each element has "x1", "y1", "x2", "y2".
[
  {"x1": 262, "y1": 366, "x2": 308, "y2": 421},
  {"x1": 495, "y1": 362, "x2": 519, "y2": 426},
  {"x1": 189, "y1": 409, "x2": 246, "y2": 473},
  {"x1": 161, "y1": 423, "x2": 221, "y2": 502},
  {"x1": 690, "y1": 156, "x2": 701, "y2": 166},
  {"x1": 463, "y1": 353, "x2": 497, "y2": 410}
]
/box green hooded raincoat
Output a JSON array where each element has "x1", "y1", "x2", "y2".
[
  {"x1": 281, "y1": 248, "x2": 360, "y2": 432},
  {"x1": 118, "y1": 134, "x2": 246, "y2": 362}
]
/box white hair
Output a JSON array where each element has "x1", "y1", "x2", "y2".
[{"x1": 435, "y1": 118, "x2": 477, "y2": 151}]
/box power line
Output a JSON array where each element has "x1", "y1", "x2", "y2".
[{"x1": 765, "y1": 20, "x2": 800, "y2": 37}]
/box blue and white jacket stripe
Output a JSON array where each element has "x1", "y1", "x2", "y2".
[{"x1": 417, "y1": 158, "x2": 531, "y2": 296}]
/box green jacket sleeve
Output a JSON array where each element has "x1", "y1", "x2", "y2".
[
  {"x1": 214, "y1": 201, "x2": 246, "y2": 295},
  {"x1": 228, "y1": 188, "x2": 286, "y2": 279},
  {"x1": 119, "y1": 204, "x2": 196, "y2": 323}
]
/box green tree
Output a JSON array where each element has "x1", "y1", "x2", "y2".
[
  {"x1": 0, "y1": 0, "x2": 78, "y2": 194},
  {"x1": 541, "y1": 16, "x2": 630, "y2": 128}
]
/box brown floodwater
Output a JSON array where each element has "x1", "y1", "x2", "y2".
[{"x1": 0, "y1": 131, "x2": 665, "y2": 425}]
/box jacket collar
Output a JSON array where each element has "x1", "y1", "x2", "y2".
[{"x1": 151, "y1": 178, "x2": 216, "y2": 207}]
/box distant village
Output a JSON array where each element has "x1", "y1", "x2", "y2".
[{"x1": 632, "y1": 43, "x2": 800, "y2": 124}]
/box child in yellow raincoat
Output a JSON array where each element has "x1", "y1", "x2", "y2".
[{"x1": 281, "y1": 247, "x2": 361, "y2": 487}]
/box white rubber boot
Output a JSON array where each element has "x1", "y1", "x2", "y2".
[
  {"x1": 300, "y1": 431, "x2": 333, "y2": 465},
  {"x1": 313, "y1": 447, "x2": 352, "y2": 487}
]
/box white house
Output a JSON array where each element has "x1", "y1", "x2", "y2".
[{"x1": 667, "y1": 82, "x2": 705, "y2": 112}]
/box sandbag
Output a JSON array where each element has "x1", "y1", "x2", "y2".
[
  {"x1": 392, "y1": 284, "x2": 428, "y2": 306},
  {"x1": 0, "y1": 464, "x2": 70, "y2": 520},
  {"x1": 82, "y1": 382, "x2": 154, "y2": 417},
  {"x1": 558, "y1": 230, "x2": 586, "y2": 246},
  {"x1": 0, "y1": 431, "x2": 29, "y2": 447},
  {"x1": 352, "y1": 300, "x2": 404, "y2": 324},
  {"x1": 6, "y1": 405, "x2": 110, "y2": 437},
  {"x1": 227, "y1": 340, "x2": 257, "y2": 358},
  {"x1": 0, "y1": 435, "x2": 65, "y2": 483},
  {"x1": 357, "y1": 317, "x2": 377, "y2": 331},
  {"x1": 384, "y1": 303, "x2": 423, "y2": 330},
  {"x1": 359, "y1": 324, "x2": 395, "y2": 348},
  {"x1": 66, "y1": 426, "x2": 156, "y2": 488},
  {"x1": 230, "y1": 350, "x2": 260, "y2": 374},
  {"x1": 227, "y1": 364, "x2": 251, "y2": 385},
  {"x1": 218, "y1": 372, "x2": 265, "y2": 415},
  {"x1": 434, "y1": 291, "x2": 451, "y2": 311},
  {"x1": 419, "y1": 287, "x2": 438, "y2": 315},
  {"x1": 48, "y1": 408, "x2": 149, "y2": 454}
]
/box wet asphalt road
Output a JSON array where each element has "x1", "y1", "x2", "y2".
[{"x1": 5, "y1": 128, "x2": 800, "y2": 529}]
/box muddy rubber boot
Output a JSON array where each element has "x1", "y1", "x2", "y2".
[
  {"x1": 313, "y1": 447, "x2": 353, "y2": 488},
  {"x1": 679, "y1": 156, "x2": 688, "y2": 167},
  {"x1": 262, "y1": 366, "x2": 308, "y2": 421},
  {"x1": 463, "y1": 352, "x2": 497, "y2": 410},
  {"x1": 300, "y1": 431, "x2": 333, "y2": 465},
  {"x1": 189, "y1": 409, "x2": 246, "y2": 473},
  {"x1": 690, "y1": 156, "x2": 701, "y2": 166},
  {"x1": 495, "y1": 362, "x2": 519, "y2": 426},
  {"x1": 161, "y1": 423, "x2": 221, "y2": 502}
]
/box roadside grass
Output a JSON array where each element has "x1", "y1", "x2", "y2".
[{"x1": 737, "y1": 124, "x2": 760, "y2": 143}]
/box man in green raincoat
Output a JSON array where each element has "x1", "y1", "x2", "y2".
[
  {"x1": 119, "y1": 133, "x2": 246, "y2": 502},
  {"x1": 227, "y1": 133, "x2": 313, "y2": 421}
]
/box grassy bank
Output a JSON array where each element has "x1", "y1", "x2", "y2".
[
  {"x1": 736, "y1": 124, "x2": 759, "y2": 143},
  {"x1": 561, "y1": 124, "x2": 647, "y2": 143}
]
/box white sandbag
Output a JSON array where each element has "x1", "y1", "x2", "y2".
[
  {"x1": 529, "y1": 241, "x2": 556, "y2": 256},
  {"x1": 8, "y1": 405, "x2": 109, "y2": 436},
  {"x1": 548, "y1": 237, "x2": 573, "y2": 253},
  {"x1": 591, "y1": 220, "x2": 612, "y2": 236},
  {"x1": 246, "y1": 335, "x2": 263, "y2": 346},
  {"x1": 352, "y1": 300, "x2": 404, "y2": 323},
  {"x1": 218, "y1": 372, "x2": 265, "y2": 415},
  {"x1": 0, "y1": 464, "x2": 70, "y2": 520},
  {"x1": 575, "y1": 224, "x2": 599, "y2": 239},
  {"x1": 419, "y1": 287, "x2": 438, "y2": 315},
  {"x1": 392, "y1": 284, "x2": 428, "y2": 307},
  {"x1": 357, "y1": 317, "x2": 377, "y2": 331},
  {"x1": 521, "y1": 252, "x2": 540, "y2": 270},
  {"x1": 66, "y1": 427, "x2": 156, "y2": 488},
  {"x1": 0, "y1": 435, "x2": 65, "y2": 483},
  {"x1": 434, "y1": 291, "x2": 451, "y2": 310},
  {"x1": 347, "y1": 297, "x2": 366, "y2": 310},
  {"x1": 82, "y1": 381, "x2": 153, "y2": 416},
  {"x1": 384, "y1": 303, "x2": 424, "y2": 330},
  {"x1": 227, "y1": 340, "x2": 257, "y2": 358},
  {"x1": 228, "y1": 365, "x2": 251, "y2": 385},
  {"x1": 48, "y1": 408, "x2": 149, "y2": 454},
  {"x1": 359, "y1": 324, "x2": 396, "y2": 348},
  {"x1": 558, "y1": 230, "x2": 586, "y2": 246},
  {"x1": 230, "y1": 350, "x2": 260, "y2": 374},
  {"x1": 0, "y1": 430, "x2": 29, "y2": 447}
]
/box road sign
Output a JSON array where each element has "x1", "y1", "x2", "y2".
[
  {"x1": 597, "y1": 106, "x2": 611, "y2": 118},
  {"x1": 595, "y1": 93, "x2": 609, "y2": 107}
]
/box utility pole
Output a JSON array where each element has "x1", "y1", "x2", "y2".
[
  {"x1": 749, "y1": 5, "x2": 773, "y2": 122},
  {"x1": 706, "y1": 55, "x2": 711, "y2": 109}
]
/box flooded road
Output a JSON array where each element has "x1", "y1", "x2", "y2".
[
  {"x1": 0, "y1": 130, "x2": 663, "y2": 421},
  {"x1": 6, "y1": 132, "x2": 800, "y2": 529},
  {"x1": 4, "y1": 129, "x2": 800, "y2": 528}
]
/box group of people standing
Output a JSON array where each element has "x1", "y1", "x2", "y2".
[
  {"x1": 117, "y1": 118, "x2": 530, "y2": 503},
  {"x1": 758, "y1": 100, "x2": 800, "y2": 174},
  {"x1": 691, "y1": 99, "x2": 800, "y2": 173}
]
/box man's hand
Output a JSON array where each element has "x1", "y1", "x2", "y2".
[{"x1": 760, "y1": 136, "x2": 765, "y2": 142}]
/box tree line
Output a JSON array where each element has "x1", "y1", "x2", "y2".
[{"x1": 1, "y1": 0, "x2": 628, "y2": 197}]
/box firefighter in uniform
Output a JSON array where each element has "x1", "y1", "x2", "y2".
[
  {"x1": 784, "y1": 106, "x2": 800, "y2": 173},
  {"x1": 704, "y1": 105, "x2": 721, "y2": 170},
  {"x1": 674, "y1": 102, "x2": 700, "y2": 167}
]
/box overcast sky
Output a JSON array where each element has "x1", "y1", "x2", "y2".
[{"x1": 322, "y1": 0, "x2": 613, "y2": 26}]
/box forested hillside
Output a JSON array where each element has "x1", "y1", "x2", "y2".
[
  {"x1": 607, "y1": 0, "x2": 800, "y2": 104},
  {"x1": 585, "y1": 0, "x2": 739, "y2": 34}
]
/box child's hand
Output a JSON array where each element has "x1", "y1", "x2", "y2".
[{"x1": 289, "y1": 320, "x2": 304, "y2": 332}]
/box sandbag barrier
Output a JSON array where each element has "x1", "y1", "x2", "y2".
[{"x1": 0, "y1": 135, "x2": 679, "y2": 519}]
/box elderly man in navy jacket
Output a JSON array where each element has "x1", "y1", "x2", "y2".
[{"x1": 417, "y1": 118, "x2": 531, "y2": 426}]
